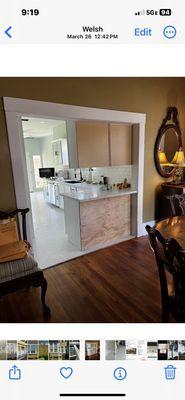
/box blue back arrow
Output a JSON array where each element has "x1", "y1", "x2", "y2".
[{"x1": 5, "y1": 26, "x2": 12, "y2": 38}]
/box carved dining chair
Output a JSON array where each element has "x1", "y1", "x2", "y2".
[
  {"x1": 165, "y1": 194, "x2": 185, "y2": 216},
  {"x1": 0, "y1": 208, "x2": 50, "y2": 317},
  {"x1": 146, "y1": 224, "x2": 185, "y2": 322}
]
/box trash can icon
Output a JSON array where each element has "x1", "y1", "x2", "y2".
[{"x1": 164, "y1": 365, "x2": 176, "y2": 380}]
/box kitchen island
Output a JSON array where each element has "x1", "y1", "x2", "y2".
[{"x1": 61, "y1": 185, "x2": 137, "y2": 251}]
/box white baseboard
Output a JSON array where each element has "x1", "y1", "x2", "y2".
[{"x1": 138, "y1": 220, "x2": 155, "y2": 237}]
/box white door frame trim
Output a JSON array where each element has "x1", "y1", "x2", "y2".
[{"x1": 3, "y1": 96, "x2": 146, "y2": 244}]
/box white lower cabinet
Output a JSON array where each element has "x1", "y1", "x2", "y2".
[
  {"x1": 58, "y1": 182, "x2": 71, "y2": 209},
  {"x1": 43, "y1": 180, "x2": 79, "y2": 209},
  {"x1": 54, "y1": 184, "x2": 60, "y2": 207},
  {"x1": 43, "y1": 184, "x2": 49, "y2": 202},
  {"x1": 43, "y1": 181, "x2": 60, "y2": 207},
  {"x1": 48, "y1": 182, "x2": 56, "y2": 204},
  {"x1": 59, "y1": 195, "x2": 64, "y2": 209}
]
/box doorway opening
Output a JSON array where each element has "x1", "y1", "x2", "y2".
[
  {"x1": 22, "y1": 116, "x2": 86, "y2": 268},
  {"x1": 4, "y1": 97, "x2": 146, "y2": 270}
]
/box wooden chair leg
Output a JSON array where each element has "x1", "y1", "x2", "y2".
[{"x1": 40, "y1": 277, "x2": 51, "y2": 317}]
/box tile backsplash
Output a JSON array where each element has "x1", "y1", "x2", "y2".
[{"x1": 68, "y1": 165, "x2": 138, "y2": 188}]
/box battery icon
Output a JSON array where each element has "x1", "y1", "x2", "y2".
[{"x1": 159, "y1": 9, "x2": 172, "y2": 16}]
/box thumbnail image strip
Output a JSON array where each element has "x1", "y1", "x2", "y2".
[{"x1": 85, "y1": 340, "x2": 100, "y2": 360}]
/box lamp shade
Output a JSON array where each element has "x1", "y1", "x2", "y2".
[
  {"x1": 158, "y1": 150, "x2": 168, "y2": 164},
  {"x1": 172, "y1": 147, "x2": 185, "y2": 166},
  {"x1": 171, "y1": 151, "x2": 178, "y2": 164}
]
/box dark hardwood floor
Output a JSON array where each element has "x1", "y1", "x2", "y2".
[{"x1": 0, "y1": 237, "x2": 169, "y2": 323}]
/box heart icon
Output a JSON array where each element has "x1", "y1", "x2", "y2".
[{"x1": 60, "y1": 367, "x2": 73, "y2": 379}]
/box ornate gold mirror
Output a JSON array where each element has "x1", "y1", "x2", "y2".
[{"x1": 154, "y1": 107, "x2": 183, "y2": 178}]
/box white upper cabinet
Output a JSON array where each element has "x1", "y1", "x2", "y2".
[
  {"x1": 52, "y1": 138, "x2": 69, "y2": 166},
  {"x1": 60, "y1": 138, "x2": 69, "y2": 166}
]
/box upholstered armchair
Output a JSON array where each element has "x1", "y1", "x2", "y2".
[{"x1": 0, "y1": 208, "x2": 50, "y2": 317}]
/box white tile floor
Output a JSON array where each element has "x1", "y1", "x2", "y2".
[{"x1": 30, "y1": 191, "x2": 85, "y2": 269}]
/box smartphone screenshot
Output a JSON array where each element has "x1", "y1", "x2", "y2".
[{"x1": 0, "y1": 1, "x2": 185, "y2": 399}]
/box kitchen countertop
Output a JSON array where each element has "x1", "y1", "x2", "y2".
[{"x1": 60, "y1": 185, "x2": 137, "y2": 202}]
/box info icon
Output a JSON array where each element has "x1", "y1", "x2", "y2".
[{"x1": 113, "y1": 367, "x2": 127, "y2": 381}]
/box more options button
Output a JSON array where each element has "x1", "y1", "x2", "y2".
[
  {"x1": 163, "y1": 25, "x2": 176, "y2": 39},
  {"x1": 134, "y1": 27, "x2": 152, "y2": 37}
]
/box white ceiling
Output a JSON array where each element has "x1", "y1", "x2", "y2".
[{"x1": 22, "y1": 117, "x2": 66, "y2": 138}]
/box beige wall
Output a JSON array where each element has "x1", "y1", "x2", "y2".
[{"x1": 1, "y1": 77, "x2": 185, "y2": 221}]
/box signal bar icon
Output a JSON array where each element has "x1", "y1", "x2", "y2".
[{"x1": 135, "y1": 9, "x2": 145, "y2": 16}]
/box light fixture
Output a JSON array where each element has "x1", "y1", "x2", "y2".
[
  {"x1": 171, "y1": 147, "x2": 185, "y2": 184},
  {"x1": 171, "y1": 151, "x2": 178, "y2": 164},
  {"x1": 158, "y1": 149, "x2": 168, "y2": 165},
  {"x1": 172, "y1": 147, "x2": 185, "y2": 166}
]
